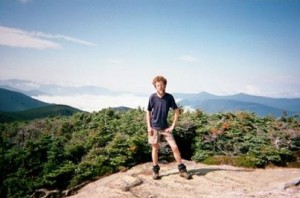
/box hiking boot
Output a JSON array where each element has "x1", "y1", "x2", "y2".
[
  {"x1": 179, "y1": 171, "x2": 192, "y2": 179},
  {"x1": 152, "y1": 165, "x2": 160, "y2": 180},
  {"x1": 178, "y1": 164, "x2": 192, "y2": 180}
]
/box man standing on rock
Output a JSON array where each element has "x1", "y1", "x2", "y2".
[{"x1": 146, "y1": 75, "x2": 191, "y2": 180}]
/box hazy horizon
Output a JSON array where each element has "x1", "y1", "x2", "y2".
[
  {"x1": 3, "y1": 78, "x2": 300, "y2": 98},
  {"x1": 1, "y1": 78, "x2": 299, "y2": 113}
]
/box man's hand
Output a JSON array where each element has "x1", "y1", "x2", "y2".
[
  {"x1": 148, "y1": 127, "x2": 154, "y2": 136},
  {"x1": 165, "y1": 126, "x2": 174, "y2": 133}
]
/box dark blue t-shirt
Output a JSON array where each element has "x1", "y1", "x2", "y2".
[{"x1": 147, "y1": 92, "x2": 178, "y2": 130}]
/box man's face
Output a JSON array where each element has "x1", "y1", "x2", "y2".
[{"x1": 155, "y1": 81, "x2": 166, "y2": 94}]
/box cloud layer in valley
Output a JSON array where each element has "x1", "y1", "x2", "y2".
[{"x1": 34, "y1": 94, "x2": 149, "y2": 112}]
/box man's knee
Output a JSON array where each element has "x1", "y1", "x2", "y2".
[
  {"x1": 152, "y1": 144, "x2": 159, "y2": 151},
  {"x1": 170, "y1": 144, "x2": 179, "y2": 153}
]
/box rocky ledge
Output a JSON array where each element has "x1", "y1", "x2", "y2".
[{"x1": 65, "y1": 160, "x2": 300, "y2": 198}]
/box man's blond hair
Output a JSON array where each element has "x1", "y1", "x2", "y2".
[{"x1": 152, "y1": 75, "x2": 167, "y2": 87}]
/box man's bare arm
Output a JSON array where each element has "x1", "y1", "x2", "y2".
[
  {"x1": 166, "y1": 108, "x2": 179, "y2": 133},
  {"x1": 146, "y1": 111, "x2": 153, "y2": 135}
]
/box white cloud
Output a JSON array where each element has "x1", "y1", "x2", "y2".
[
  {"x1": 179, "y1": 55, "x2": 199, "y2": 63},
  {"x1": 0, "y1": 25, "x2": 96, "y2": 49},
  {"x1": 244, "y1": 85, "x2": 262, "y2": 95},
  {"x1": 32, "y1": 31, "x2": 97, "y2": 46},
  {"x1": 0, "y1": 26, "x2": 61, "y2": 49}
]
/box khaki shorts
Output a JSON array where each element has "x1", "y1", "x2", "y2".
[{"x1": 148, "y1": 129, "x2": 175, "y2": 144}]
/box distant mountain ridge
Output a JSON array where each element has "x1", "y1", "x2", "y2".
[
  {"x1": 174, "y1": 92, "x2": 300, "y2": 117},
  {"x1": 1, "y1": 79, "x2": 300, "y2": 117},
  {"x1": 0, "y1": 79, "x2": 125, "y2": 96}
]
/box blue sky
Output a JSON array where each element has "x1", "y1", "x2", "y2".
[{"x1": 1, "y1": 0, "x2": 300, "y2": 98}]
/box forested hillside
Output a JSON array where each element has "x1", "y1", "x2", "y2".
[
  {"x1": 0, "y1": 108, "x2": 299, "y2": 197},
  {"x1": 0, "y1": 104, "x2": 82, "y2": 123},
  {"x1": 0, "y1": 88, "x2": 49, "y2": 112},
  {"x1": 0, "y1": 88, "x2": 82, "y2": 123}
]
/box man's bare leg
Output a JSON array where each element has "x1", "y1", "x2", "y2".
[
  {"x1": 168, "y1": 140, "x2": 182, "y2": 165},
  {"x1": 152, "y1": 143, "x2": 159, "y2": 165},
  {"x1": 168, "y1": 140, "x2": 192, "y2": 179}
]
